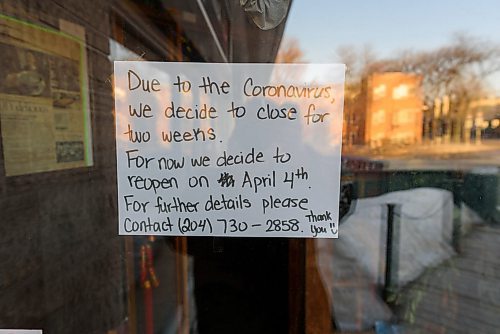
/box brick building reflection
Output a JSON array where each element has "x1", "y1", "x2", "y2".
[
  {"x1": 424, "y1": 95, "x2": 500, "y2": 143},
  {"x1": 343, "y1": 72, "x2": 500, "y2": 150},
  {"x1": 343, "y1": 72, "x2": 423, "y2": 148}
]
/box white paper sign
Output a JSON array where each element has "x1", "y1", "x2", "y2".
[{"x1": 114, "y1": 62, "x2": 345, "y2": 238}]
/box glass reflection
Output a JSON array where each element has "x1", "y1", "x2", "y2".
[
  {"x1": 0, "y1": 1, "x2": 498, "y2": 334},
  {"x1": 282, "y1": 1, "x2": 500, "y2": 333}
]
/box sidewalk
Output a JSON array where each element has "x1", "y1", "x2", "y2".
[
  {"x1": 395, "y1": 224, "x2": 500, "y2": 333},
  {"x1": 344, "y1": 140, "x2": 500, "y2": 170}
]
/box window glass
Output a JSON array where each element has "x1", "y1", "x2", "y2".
[{"x1": 0, "y1": 1, "x2": 499, "y2": 334}]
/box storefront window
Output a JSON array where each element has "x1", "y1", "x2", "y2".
[{"x1": 1, "y1": 1, "x2": 499, "y2": 334}]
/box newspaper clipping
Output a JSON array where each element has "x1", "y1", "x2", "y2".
[{"x1": 0, "y1": 15, "x2": 93, "y2": 176}]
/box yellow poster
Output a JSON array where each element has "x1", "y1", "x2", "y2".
[{"x1": 0, "y1": 14, "x2": 93, "y2": 176}]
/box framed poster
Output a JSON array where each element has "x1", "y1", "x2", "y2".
[{"x1": 0, "y1": 14, "x2": 93, "y2": 176}]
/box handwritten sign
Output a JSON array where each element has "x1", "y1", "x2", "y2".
[{"x1": 114, "y1": 62, "x2": 345, "y2": 238}]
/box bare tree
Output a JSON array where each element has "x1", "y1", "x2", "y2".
[
  {"x1": 376, "y1": 34, "x2": 500, "y2": 100},
  {"x1": 336, "y1": 44, "x2": 377, "y2": 96},
  {"x1": 275, "y1": 38, "x2": 305, "y2": 63},
  {"x1": 335, "y1": 45, "x2": 377, "y2": 146},
  {"x1": 337, "y1": 35, "x2": 500, "y2": 142}
]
